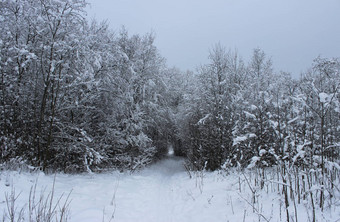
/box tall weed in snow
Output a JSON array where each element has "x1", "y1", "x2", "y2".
[
  {"x1": 3, "y1": 187, "x2": 25, "y2": 222},
  {"x1": 2, "y1": 178, "x2": 71, "y2": 222},
  {"x1": 185, "y1": 160, "x2": 206, "y2": 193},
  {"x1": 102, "y1": 178, "x2": 120, "y2": 222},
  {"x1": 236, "y1": 161, "x2": 340, "y2": 222}
]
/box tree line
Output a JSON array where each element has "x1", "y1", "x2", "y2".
[
  {"x1": 178, "y1": 45, "x2": 340, "y2": 172},
  {"x1": 0, "y1": 0, "x2": 179, "y2": 172},
  {"x1": 1, "y1": 0, "x2": 339, "y2": 175}
]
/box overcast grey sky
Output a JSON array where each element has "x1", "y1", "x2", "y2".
[{"x1": 86, "y1": 0, "x2": 340, "y2": 77}]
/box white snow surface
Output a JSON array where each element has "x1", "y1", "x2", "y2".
[
  {"x1": 233, "y1": 133, "x2": 256, "y2": 146},
  {"x1": 1, "y1": 157, "x2": 339, "y2": 222},
  {"x1": 319, "y1": 92, "x2": 329, "y2": 103}
]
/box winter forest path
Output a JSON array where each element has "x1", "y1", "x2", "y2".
[
  {"x1": 113, "y1": 156, "x2": 187, "y2": 222},
  {"x1": 65, "y1": 155, "x2": 189, "y2": 221},
  {"x1": 2, "y1": 156, "x2": 236, "y2": 222},
  {"x1": 2, "y1": 155, "x2": 339, "y2": 221}
]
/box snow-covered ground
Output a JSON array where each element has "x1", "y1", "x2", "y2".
[{"x1": 1, "y1": 157, "x2": 339, "y2": 222}]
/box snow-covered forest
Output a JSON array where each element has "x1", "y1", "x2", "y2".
[{"x1": 1, "y1": 0, "x2": 339, "y2": 221}]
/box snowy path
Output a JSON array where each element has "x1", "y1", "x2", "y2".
[
  {"x1": 2, "y1": 157, "x2": 339, "y2": 222},
  {"x1": 114, "y1": 157, "x2": 187, "y2": 222},
  {"x1": 2, "y1": 157, "x2": 230, "y2": 222},
  {"x1": 52, "y1": 156, "x2": 190, "y2": 222}
]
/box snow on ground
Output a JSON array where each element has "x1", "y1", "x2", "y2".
[{"x1": 1, "y1": 157, "x2": 339, "y2": 222}]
